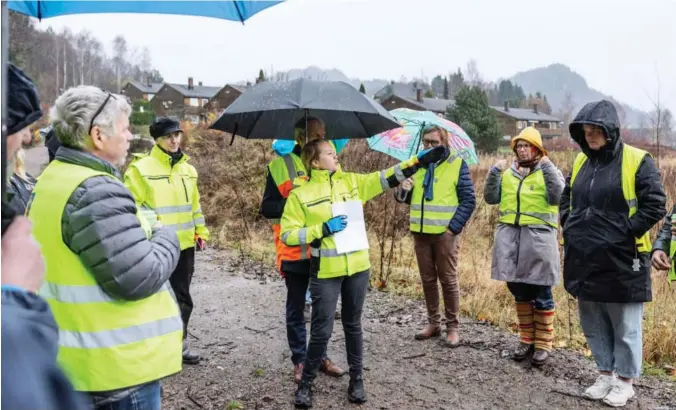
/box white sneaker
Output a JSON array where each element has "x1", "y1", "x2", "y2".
[
  {"x1": 602, "y1": 379, "x2": 635, "y2": 407},
  {"x1": 583, "y1": 374, "x2": 616, "y2": 400}
]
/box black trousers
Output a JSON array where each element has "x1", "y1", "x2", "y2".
[
  {"x1": 169, "y1": 247, "x2": 195, "y2": 339},
  {"x1": 302, "y1": 270, "x2": 369, "y2": 381}
]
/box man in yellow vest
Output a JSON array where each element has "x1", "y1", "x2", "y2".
[
  {"x1": 27, "y1": 86, "x2": 183, "y2": 409},
  {"x1": 394, "y1": 125, "x2": 476, "y2": 347},
  {"x1": 260, "y1": 116, "x2": 346, "y2": 382},
  {"x1": 560, "y1": 100, "x2": 666, "y2": 407},
  {"x1": 651, "y1": 204, "x2": 676, "y2": 283},
  {"x1": 125, "y1": 116, "x2": 209, "y2": 365}
]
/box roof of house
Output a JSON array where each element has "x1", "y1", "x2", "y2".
[
  {"x1": 126, "y1": 80, "x2": 163, "y2": 94},
  {"x1": 490, "y1": 106, "x2": 561, "y2": 122},
  {"x1": 165, "y1": 83, "x2": 222, "y2": 98},
  {"x1": 384, "y1": 93, "x2": 454, "y2": 113},
  {"x1": 374, "y1": 82, "x2": 432, "y2": 100}
]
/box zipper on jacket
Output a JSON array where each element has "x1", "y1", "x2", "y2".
[
  {"x1": 585, "y1": 163, "x2": 600, "y2": 219},
  {"x1": 181, "y1": 178, "x2": 189, "y2": 202},
  {"x1": 514, "y1": 177, "x2": 525, "y2": 225}
]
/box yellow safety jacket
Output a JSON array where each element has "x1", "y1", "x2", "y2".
[
  {"x1": 499, "y1": 166, "x2": 559, "y2": 228},
  {"x1": 571, "y1": 144, "x2": 652, "y2": 253},
  {"x1": 125, "y1": 146, "x2": 209, "y2": 250},
  {"x1": 280, "y1": 156, "x2": 419, "y2": 279},
  {"x1": 409, "y1": 155, "x2": 463, "y2": 234},
  {"x1": 28, "y1": 160, "x2": 182, "y2": 392}
]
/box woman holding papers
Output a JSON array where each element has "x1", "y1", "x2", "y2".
[{"x1": 281, "y1": 139, "x2": 446, "y2": 408}]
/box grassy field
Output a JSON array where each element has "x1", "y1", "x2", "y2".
[{"x1": 185, "y1": 125, "x2": 676, "y2": 370}]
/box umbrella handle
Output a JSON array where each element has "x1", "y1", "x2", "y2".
[{"x1": 395, "y1": 186, "x2": 410, "y2": 202}]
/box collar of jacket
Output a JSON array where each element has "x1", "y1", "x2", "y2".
[
  {"x1": 150, "y1": 145, "x2": 189, "y2": 167},
  {"x1": 54, "y1": 146, "x2": 121, "y2": 179},
  {"x1": 309, "y1": 168, "x2": 343, "y2": 183}
]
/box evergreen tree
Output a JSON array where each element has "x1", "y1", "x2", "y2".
[
  {"x1": 359, "y1": 83, "x2": 366, "y2": 94},
  {"x1": 446, "y1": 86, "x2": 501, "y2": 152}
]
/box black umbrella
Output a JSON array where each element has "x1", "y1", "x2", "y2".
[{"x1": 208, "y1": 78, "x2": 401, "y2": 140}]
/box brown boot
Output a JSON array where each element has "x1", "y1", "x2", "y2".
[
  {"x1": 445, "y1": 328, "x2": 460, "y2": 347},
  {"x1": 293, "y1": 363, "x2": 303, "y2": 384},
  {"x1": 414, "y1": 325, "x2": 441, "y2": 340},
  {"x1": 320, "y1": 358, "x2": 345, "y2": 377}
]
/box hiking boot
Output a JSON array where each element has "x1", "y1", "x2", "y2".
[
  {"x1": 182, "y1": 340, "x2": 200, "y2": 365},
  {"x1": 293, "y1": 363, "x2": 303, "y2": 384},
  {"x1": 513, "y1": 343, "x2": 534, "y2": 361},
  {"x1": 294, "y1": 380, "x2": 313, "y2": 408},
  {"x1": 584, "y1": 374, "x2": 616, "y2": 400},
  {"x1": 445, "y1": 328, "x2": 460, "y2": 347},
  {"x1": 603, "y1": 379, "x2": 635, "y2": 407},
  {"x1": 320, "y1": 358, "x2": 345, "y2": 377},
  {"x1": 347, "y1": 374, "x2": 367, "y2": 404},
  {"x1": 414, "y1": 325, "x2": 441, "y2": 340},
  {"x1": 532, "y1": 349, "x2": 549, "y2": 366}
]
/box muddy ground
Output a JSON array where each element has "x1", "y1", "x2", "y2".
[{"x1": 25, "y1": 147, "x2": 675, "y2": 410}]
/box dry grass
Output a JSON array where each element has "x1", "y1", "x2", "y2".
[{"x1": 185, "y1": 126, "x2": 676, "y2": 367}]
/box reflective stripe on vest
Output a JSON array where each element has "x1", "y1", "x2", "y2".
[
  {"x1": 498, "y1": 168, "x2": 558, "y2": 228},
  {"x1": 570, "y1": 144, "x2": 651, "y2": 253},
  {"x1": 409, "y1": 155, "x2": 462, "y2": 234},
  {"x1": 29, "y1": 160, "x2": 182, "y2": 392}
]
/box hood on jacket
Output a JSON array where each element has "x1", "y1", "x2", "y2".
[
  {"x1": 7, "y1": 63, "x2": 43, "y2": 136},
  {"x1": 569, "y1": 100, "x2": 621, "y2": 158}
]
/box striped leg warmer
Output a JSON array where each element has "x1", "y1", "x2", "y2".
[
  {"x1": 534, "y1": 308, "x2": 555, "y2": 351},
  {"x1": 515, "y1": 302, "x2": 535, "y2": 345}
]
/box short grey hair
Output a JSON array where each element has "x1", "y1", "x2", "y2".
[{"x1": 50, "y1": 85, "x2": 131, "y2": 149}]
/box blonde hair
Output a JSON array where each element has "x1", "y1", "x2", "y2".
[
  {"x1": 301, "y1": 138, "x2": 329, "y2": 175},
  {"x1": 422, "y1": 125, "x2": 449, "y2": 147},
  {"x1": 13, "y1": 148, "x2": 27, "y2": 179}
]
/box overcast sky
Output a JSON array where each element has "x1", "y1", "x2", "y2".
[{"x1": 38, "y1": 0, "x2": 676, "y2": 113}]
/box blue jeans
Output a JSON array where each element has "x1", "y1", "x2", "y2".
[
  {"x1": 578, "y1": 300, "x2": 643, "y2": 379},
  {"x1": 506, "y1": 282, "x2": 555, "y2": 310},
  {"x1": 92, "y1": 381, "x2": 161, "y2": 410}
]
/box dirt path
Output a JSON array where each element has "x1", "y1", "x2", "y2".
[{"x1": 24, "y1": 147, "x2": 675, "y2": 410}]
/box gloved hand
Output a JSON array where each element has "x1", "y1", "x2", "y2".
[
  {"x1": 416, "y1": 145, "x2": 447, "y2": 166},
  {"x1": 195, "y1": 237, "x2": 206, "y2": 251},
  {"x1": 322, "y1": 215, "x2": 348, "y2": 237}
]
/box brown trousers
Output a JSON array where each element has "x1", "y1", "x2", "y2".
[{"x1": 413, "y1": 231, "x2": 460, "y2": 329}]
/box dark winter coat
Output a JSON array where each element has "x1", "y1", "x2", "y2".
[
  {"x1": 560, "y1": 100, "x2": 666, "y2": 303},
  {"x1": 652, "y1": 204, "x2": 675, "y2": 256}
]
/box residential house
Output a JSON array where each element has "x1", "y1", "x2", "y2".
[
  {"x1": 121, "y1": 79, "x2": 164, "y2": 102},
  {"x1": 204, "y1": 84, "x2": 249, "y2": 114},
  {"x1": 491, "y1": 102, "x2": 562, "y2": 139},
  {"x1": 150, "y1": 77, "x2": 221, "y2": 123},
  {"x1": 375, "y1": 83, "x2": 454, "y2": 115}
]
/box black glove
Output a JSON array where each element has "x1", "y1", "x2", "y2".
[{"x1": 417, "y1": 145, "x2": 447, "y2": 166}]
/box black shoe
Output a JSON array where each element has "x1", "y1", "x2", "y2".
[
  {"x1": 182, "y1": 341, "x2": 201, "y2": 365},
  {"x1": 347, "y1": 374, "x2": 367, "y2": 404},
  {"x1": 294, "y1": 380, "x2": 313, "y2": 408},
  {"x1": 513, "y1": 343, "x2": 533, "y2": 361}
]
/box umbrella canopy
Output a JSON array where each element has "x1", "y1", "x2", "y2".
[
  {"x1": 367, "y1": 108, "x2": 479, "y2": 165},
  {"x1": 7, "y1": 1, "x2": 283, "y2": 22},
  {"x1": 208, "y1": 78, "x2": 401, "y2": 139}
]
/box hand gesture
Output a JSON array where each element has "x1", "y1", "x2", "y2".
[
  {"x1": 494, "y1": 159, "x2": 508, "y2": 171},
  {"x1": 323, "y1": 215, "x2": 348, "y2": 236},
  {"x1": 540, "y1": 156, "x2": 551, "y2": 165},
  {"x1": 1, "y1": 217, "x2": 45, "y2": 293},
  {"x1": 401, "y1": 178, "x2": 413, "y2": 191},
  {"x1": 651, "y1": 250, "x2": 671, "y2": 271}
]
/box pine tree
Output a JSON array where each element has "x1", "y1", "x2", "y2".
[
  {"x1": 359, "y1": 83, "x2": 366, "y2": 94},
  {"x1": 446, "y1": 86, "x2": 501, "y2": 152},
  {"x1": 443, "y1": 77, "x2": 449, "y2": 100}
]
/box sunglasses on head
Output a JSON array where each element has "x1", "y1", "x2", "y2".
[{"x1": 88, "y1": 90, "x2": 117, "y2": 135}]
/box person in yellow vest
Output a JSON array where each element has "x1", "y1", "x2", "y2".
[
  {"x1": 483, "y1": 127, "x2": 564, "y2": 366},
  {"x1": 282, "y1": 138, "x2": 446, "y2": 408},
  {"x1": 27, "y1": 86, "x2": 183, "y2": 409},
  {"x1": 124, "y1": 116, "x2": 209, "y2": 365},
  {"x1": 651, "y1": 204, "x2": 676, "y2": 283},
  {"x1": 394, "y1": 125, "x2": 476, "y2": 346},
  {"x1": 260, "y1": 117, "x2": 347, "y2": 382},
  {"x1": 560, "y1": 100, "x2": 666, "y2": 407}
]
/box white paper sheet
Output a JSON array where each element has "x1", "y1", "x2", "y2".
[{"x1": 331, "y1": 200, "x2": 369, "y2": 255}]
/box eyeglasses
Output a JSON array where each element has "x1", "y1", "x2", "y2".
[
  {"x1": 88, "y1": 91, "x2": 117, "y2": 135},
  {"x1": 515, "y1": 143, "x2": 531, "y2": 150},
  {"x1": 422, "y1": 139, "x2": 441, "y2": 147}
]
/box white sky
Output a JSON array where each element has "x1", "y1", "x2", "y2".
[{"x1": 35, "y1": 0, "x2": 676, "y2": 114}]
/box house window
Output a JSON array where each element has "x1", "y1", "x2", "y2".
[
  {"x1": 189, "y1": 98, "x2": 199, "y2": 107},
  {"x1": 517, "y1": 121, "x2": 524, "y2": 129},
  {"x1": 147, "y1": 94, "x2": 154, "y2": 101},
  {"x1": 202, "y1": 98, "x2": 209, "y2": 105},
  {"x1": 550, "y1": 122, "x2": 556, "y2": 130}
]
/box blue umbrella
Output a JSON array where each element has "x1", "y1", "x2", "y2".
[
  {"x1": 1, "y1": 0, "x2": 285, "y2": 200},
  {"x1": 7, "y1": 1, "x2": 283, "y2": 22}
]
